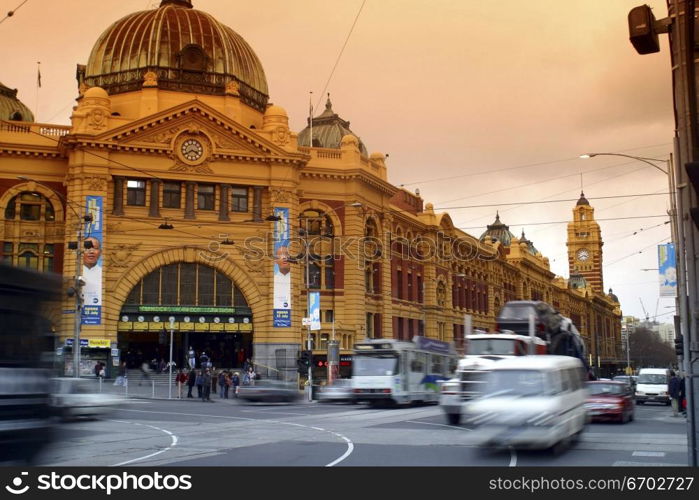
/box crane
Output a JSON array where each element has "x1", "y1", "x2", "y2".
[{"x1": 639, "y1": 298, "x2": 649, "y2": 322}]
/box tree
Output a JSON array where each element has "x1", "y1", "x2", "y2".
[{"x1": 628, "y1": 327, "x2": 676, "y2": 368}]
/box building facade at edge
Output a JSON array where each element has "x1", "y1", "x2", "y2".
[{"x1": 0, "y1": 0, "x2": 623, "y2": 379}]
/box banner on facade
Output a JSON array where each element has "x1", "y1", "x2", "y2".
[
  {"x1": 273, "y1": 207, "x2": 291, "y2": 327},
  {"x1": 309, "y1": 291, "x2": 321, "y2": 331},
  {"x1": 82, "y1": 195, "x2": 103, "y2": 325},
  {"x1": 658, "y1": 242, "x2": 677, "y2": 298}
]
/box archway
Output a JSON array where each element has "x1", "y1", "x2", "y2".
[{"x1": 116, "y1": 261, "x2": 256, "y2": 371}]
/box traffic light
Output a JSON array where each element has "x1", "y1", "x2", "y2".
[
  {"x1": 674, "y1": 336, "x2": 684, "y2": 357},
  {"x1": 297, "y1": 350, "x2": 311, "y2": 374}
]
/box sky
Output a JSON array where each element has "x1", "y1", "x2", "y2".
[{"x1": 0, "y1": 0, "x2": 677, "y2": 323}]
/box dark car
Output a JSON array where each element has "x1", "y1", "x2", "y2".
[
  {"x1": 237, "y1": 380, "x2": 301, "y2": 403},
  {"x1": 612, "y1": 375, "x2": 636, "y2": 392},
  {"x1": 585, "y1": 381, "x2": 635, "y2": 423}
]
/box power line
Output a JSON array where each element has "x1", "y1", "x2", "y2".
[
  {"x1": 458, "y1": 214, "x2": 669, "y2": 231},
  {"x1": 315, "y1": 0, "x2": 367, "y2": 111},
  {"x1": 604, "y1": 236, "x2": 671, "y2": 268},
  {"x1": 435, "y1": 192, "x2": 669, "y2": 211},
  {"x1": 0, "y1": 0, "x2": 29, "y2": 25}
]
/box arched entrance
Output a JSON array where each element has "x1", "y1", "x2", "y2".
[{"x1": 117, "y1": 262, "x2": 254, "y2": 370}]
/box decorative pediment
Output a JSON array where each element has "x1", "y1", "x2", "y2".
[{"x1": 86, "y1": 101, "x2": 301, "y2": 162}]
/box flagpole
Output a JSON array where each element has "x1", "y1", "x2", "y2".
[
  {"x1": 309, "y1": 91, "x2": 313, "y2": 147},
  {"x1": 35, "y1": 61, "x2": 41, "y2": 121}
]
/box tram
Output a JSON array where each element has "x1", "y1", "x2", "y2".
[{"x1": 351, "y1": 336, "x2": 458, "y2": 406}]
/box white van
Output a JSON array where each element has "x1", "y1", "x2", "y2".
[
  {"x1": 463, "y1": 355, "x2": 589, "y2": 451},
  {"x1": 635, "y1": 368, "x2": 670, "y2": 405}
]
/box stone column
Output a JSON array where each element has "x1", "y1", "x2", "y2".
[
  {"x1": 112, "y1": 176, "x2": 124, "y2": 216},
  {"x1": 253, "y1": 186, "x2": 263, "y2": 222},
  {"x1": 184, "y1": 181, "x2": 196, "y2": 219},
  {"x1": 149, "y1": 179, "x2": 161, "y2": 218},
  {"x1": 219, "y1": 184, "x2": 230, "y2": 221}
]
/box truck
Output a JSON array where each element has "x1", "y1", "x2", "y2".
[{"x1": 439, "y1": 301, "x2": 589, "y2": 425}]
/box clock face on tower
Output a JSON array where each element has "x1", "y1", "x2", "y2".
[
  {"x1": 181, "y1": 138, "x2": 204, "y2": 162},
  {"x1": 576, "y1": 248, "x2": 590, "y2": 262}
]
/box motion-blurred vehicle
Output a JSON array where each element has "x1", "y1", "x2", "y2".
[
  {"x1": 352, "y1": 336, "x2": 458, "y2": 407},
  {"x1": 463, "y1": 355, "x2": 589, "y2": 452},
  {"x1": 585, "y1": 380, "x2": 635, "y2": 423},
  {"x1": 237, "y1": 380, "x2": 301, "y2": 403},
  {"x1": 0, "y1": 264, "x2": 59, "y2": 464},
  {"x1": 635, "y1": 368, "x2": 670, "y2": 405},
  {"x1": 50, "y1": 378, "x2": 125, "y2": 420},
  {"x1": 439, "y1": 332, "x2": 547, "y2": 425},
  {"x1": 316, "y1": 379, "x2": 354, "y2": 403},
  {"x1": 612, "y1": 375, "x2": 636, "y2": 391}
]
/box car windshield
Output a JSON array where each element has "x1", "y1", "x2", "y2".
[
  {"x1": 638, "y1": 374, "x2": 666, "y2": 385},
  {"x1": 483, "y1": 369, "x2": 547, "y2": 398},
  {"x1": 352, "y1": 354, "x2": 398, "y2": 376},
  {"x1": 468, "y1": 338, "x2": 516, "y2": 355},
  {"x1": 588, "y1": 383, "x2": 625, "y2": 395}
]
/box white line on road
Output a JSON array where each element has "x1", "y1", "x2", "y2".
[
  {"x1": 108, "y1": 420, "x2": 178, "y2": 466},
  {"x1": 632, "y1": 451, "x2": 666, "y2": 457},
  {"x1": 404, "y1": 420, "x2": 472, "y2": 431},
  {"x1": 115, "y1": 408, "x2": 354, "y2": 467}
]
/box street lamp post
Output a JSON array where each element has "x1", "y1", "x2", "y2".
[{"x1": 17, "y1": 176, "x2": 91, "y2": 378}]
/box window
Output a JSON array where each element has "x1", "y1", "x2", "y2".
[
  {"x1": 4, "y1": 192, "x2": 55, "y2": 221},
  {"x1": 231, "y1": 187, "x2": 248, "y2": 212},
  {"x1": 18, "y1": 243, "x2": 39, "y2": 270},
  {"x1": 43, "y1": 244, "x2": 54, "y2": 272},
  {"x1": 1, "y1": 242, "x2": 12, "y2": 262},
  {"x1": 197, "y1": 184, "x2": 215, "y2": 210},
  {"x1": 324, "y1": 310, "x2": 334, "y2": 323},
  {"x1": 127, "y1": 180, "x2": 146, "y2": 206},
  {"x1": 163, "y1": 182, "x2": 181, "y2": 209},
  {"x1": 161, "y1": 264, "x2": 178, "y2": 304}
]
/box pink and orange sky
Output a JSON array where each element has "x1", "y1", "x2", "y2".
[{"x1": 0, "y1": 0, "x2": 676, "y2": 322}]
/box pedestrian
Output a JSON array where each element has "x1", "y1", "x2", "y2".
[
  {"x1": 98, "y1": 363, "x2": 106, "y2": 379},
  {"x1": 679, "y1": 374, "x2": 687, "y2": 418},
  {"x1": 224, "y1": 371, "x2": 231, "y2": 399},
  {"x1": 186, "y1": 368, "x2": 196, "y2": 398},
  {"x1": 195, "y1": 370, "x2": 203, "y2": 398},
  {"x1": 202, "y1": 369, "x2": 212, "y2": 402},
  {"x1": 247, "y1": 367, "x2": 256, "y2": 386},
  {"x1": 669, "y1": 370, "x2": 682, "y2": 417},
  {"x1": 94, "y1": 361, "x2": 102, "y2": 378},
  {"x1": 232, "y1": 372, "x2": 240, "y2": 397},
  {"x1": 218, "y1": 371, "x2": 226, "y2": 398},
  {"x1": 114, "y1": 361, "x2": 127, "y2": 387},
  {"x1": 200, "y1": 351, "x2": 209, "y2": 370},
  {"x1": 176, "y1": 369, "x2": 187, "y2": 399},
  {"x1": 188, "y1": 346, "x2": 196, "y2": 370},
  {"x1": 211, "y1": 368, "x2": 218, "y2": 396},
  {"x1": 138, "y1": 361, "x2": 151, "y2": 386}
]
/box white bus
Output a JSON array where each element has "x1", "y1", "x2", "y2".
[{"x1": 351, "y1": 336, "x2": 458, "y2": 406}]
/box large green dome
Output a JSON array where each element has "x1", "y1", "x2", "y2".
[{"x1": 0, "y1": 82, "x2": 34, "y2": 122}]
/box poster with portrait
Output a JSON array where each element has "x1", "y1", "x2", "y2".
[
  {"x1": 81, "y1": 195, "x2": 103, "y2": 325},
  {"x1": 309, "y1": 291, "x2": 321, "y2": 331},
  {"x1": 657, "y1": 243, "x2": 677, "y2": 298},
  {"x1": 273, "y1": 207, "x2": 291, "y2": 327}
]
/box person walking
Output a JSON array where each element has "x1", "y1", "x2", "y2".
[
  {"x1": 247, "y1": 366, "x2": 256, "y2": 386},
  {"x1": 218, "y1": 371, "x2": 226, "y2": 398},
  {"x1": 211, "y1": 369, "x2": 218, "y2": 397},
  {"x1": 176, "y1": 369, "x2": 187, "y2": 399},
  {"x1": 224, "y1": 371, "x2": 231, "y2": 399},
  {"x1": 202, "y1": 369, "x2": 212, "y2": 402},
  {"x1": 114, "y1": 361, "x2": 127, "y2": 387},
  {"x1": 188, "y1": 346, "x2": 196, "y2": 370},
  {"x1": 669, "y1": 370, "x2": 682, "y2": 417},
  {"x1": 186, "y1": 368, "x2": 196, "y2": 398},
  {"x1": 232, "y1": 372, "x2": 240, "y2": 397},
  {"x1": 138, "y1": 361, "x2": 151, "y2": 386},
  {"x1": 195, "y1": 370, "x2": 203, "y2": 399}
]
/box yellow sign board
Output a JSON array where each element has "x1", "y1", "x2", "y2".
[
  {"x1": 224, "y1": 323, "x2": 239, "y2": 332},
  {"x1": 118, "y1": 322, "x2": 132, "y2": 331},
  {"x1": 179, "y1": 322, "x2": 194, "y2": 331},
  {"x1": 88, "y1": 339, "x2": 111, "y2": 348},
  {"x1": 239, "y1": 323, "x2": 253, "y2": 331},
  {"x1": 132, "y1": 322, "x2": 148, "y2": 331},
  {"x1": 195, "y1": 323, "x2": 210, "y2": 331},
  {"x1": 209, "y1": 323, "x2": 224, "y2": 331},
  {"x1": 149, "y1": 322, "x2": 164, "y2": 331}
]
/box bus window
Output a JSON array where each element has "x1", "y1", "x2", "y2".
[
  {"x1": 431, "y1": 355, "x2": 443, "y2": 375},
  {"x1": 410, "y1": 354, "x2": 424, "y2": 373},
  {"x1": 353, "y1": 354, "x2": 398, "y2": 376}
]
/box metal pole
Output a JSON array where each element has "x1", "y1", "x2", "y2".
[
  {"x1": 528, "y1": 314, "x2": 535, "y2": 355},
  {"x1": 305, "y1": 218, "x2": 313, "y2": 401},
  {"x1": 168, "y1": 321, "x2": 174, "y2": 400},
  {"x1": 73, "y1": 208, "x2": 84, "y2": 378}
]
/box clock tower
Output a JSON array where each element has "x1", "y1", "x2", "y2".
[{"x1": 567, "y1": 192, "x2": 604, "y2": 293}]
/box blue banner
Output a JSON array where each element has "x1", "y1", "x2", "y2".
[
  {"x1": 82, "y1": 196, "x2": 103, "y2": 325},
  {"x1": 273, "y1": 207, "x2": 291, "y2": 327},
  {"x1": 309, "y1": 291, "x2": 321, "y2": 331},
  {"x1": 658, "y1": 243, "x2": 677, "y2": 298}
]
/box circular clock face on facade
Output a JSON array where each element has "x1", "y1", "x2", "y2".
[
  {"x1": 576, "y1": 248, "x2": 590, "y2": 262},
  {"x1": 181, "y1": 138, "x2": 204, "y2": 162}
]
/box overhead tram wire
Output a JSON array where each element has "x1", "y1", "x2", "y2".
[
  {"x1": 0, "y1": 0, "x2": 29, "y2": 25},
  {"x1": 314, "y1": 0, "x2": 367, "y2": 111},
  {"x1": 397, "y1": 142, "x2": 672, "y2": 188},
  {"x1": 457, "y1": 214, "x2": 669, "y2": 232},
  {"x1": 603, "y1": 236, "x2": 671, "y2": 268},
  {"x1": 434, "y1": 192, "x2": 670, "y2": 211}
]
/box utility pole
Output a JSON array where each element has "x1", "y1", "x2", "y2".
[{"x1": 629, "y1": 0, "x2": 698, "y2": 465}]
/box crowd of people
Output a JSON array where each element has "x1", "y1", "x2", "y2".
[{"x1": 174, "y1": 364, "x2": 259, "y2": 401}]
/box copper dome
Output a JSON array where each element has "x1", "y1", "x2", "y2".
[{"x1": 83, "y1": 0, "x2": 269, "y2": 111}]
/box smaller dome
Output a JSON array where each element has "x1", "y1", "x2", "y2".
[
  {"x1": 480, "y1": 212, "x2": 516, "y2": 246},
  {"x1": 608, "y1": 288, "x2": 619, "y2": 303},
  {"x1": 297, "y1": 95, "x2": 368, "y2": 155},
  {"x1": 576, "y1": 191, "x2": 590, "y2": 206},
  {"x1": 264, "y1": 104, "x2": 287, "y2": 117},
  {"x1": 519, "y1": 230, "x2": 539, "y2": 256},
  {"x1": 341, "y1": 134, "x2": 359, "y2": 147},
  {"x1": 83, "y1": 86, "x2": 109, "y2": 99},
  {"x1": 0, "y1": 82, "x2": 34, "y2": 122},
  {"x1": 569, "y1": 271, "x2": 588, "y2": 290}
]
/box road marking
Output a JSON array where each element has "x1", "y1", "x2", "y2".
[
  {"x1": 633, "y1": 451, "x2": 666, "y2": 457},
  {"x1": 115, "y1": 408, "x2": 354, "y2": 467},
  {"x1": 404, "y1": 420, "x2": 472, "y2": 431},
  {"x1": 108, "y1": 420, "x2": 178, "y2": 466}
]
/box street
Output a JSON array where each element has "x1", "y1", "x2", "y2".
[{"x1": 35, "y1": 398, "x2": 689, "y2": 467}]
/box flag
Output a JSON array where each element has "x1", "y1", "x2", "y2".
[{"x1": 37, "y1": 63, "x2": 41, "y2": 88}]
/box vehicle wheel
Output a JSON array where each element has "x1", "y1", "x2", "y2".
[
  {"x1": 446, "y1": 413, "x2": 460, "y2": 425},
  {"x1": 550, "y1": 437, "x2": 569, "y2": 456}
]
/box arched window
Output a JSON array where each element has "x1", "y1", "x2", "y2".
[
  {"x1": 300, "y1": 209, "x2": 334, "y2": 290},
  {"x1": 4, "y1": 192, "x2": 56, "y2": 221}
]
